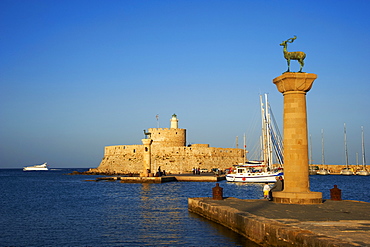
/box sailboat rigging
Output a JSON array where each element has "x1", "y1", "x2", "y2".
[{"x1": 226, "y1": 94, "x2": 283, "y2": 183}]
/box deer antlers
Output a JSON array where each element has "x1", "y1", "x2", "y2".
[{"x1": 285, "y1": 36, "x2": 297, "y2": 44}]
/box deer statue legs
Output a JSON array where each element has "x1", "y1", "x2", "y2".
[
  {"x1": 286, "y1": 59, "x2": 291, "y2": 73},
  {"x1": 286, "y1": 58, "x2": 305, "y2": 73},
  {"x1": 298, "y1": 59, "x2": 304, "y2": 72}
]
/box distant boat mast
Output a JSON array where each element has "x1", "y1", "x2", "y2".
[
  {"x1": 344, "y1": 123, "x2": 349, "y2": 168},
  {"x1": 362, "y1": 126, "x2": 366, "y2": 169}
]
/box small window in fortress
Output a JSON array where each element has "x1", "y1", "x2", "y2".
[
  {"x1": 145, "y1": 147, "x2": 148, "y2": 152},
  {"x1": 133, "y1": 149, "x2": 136, "y2": 153},
  {"x1": 176, "y1": 132, "x2": 177, "y2": 134}
]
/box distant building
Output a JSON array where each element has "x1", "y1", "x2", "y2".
[{"x1": 92, "y1": 114, "x2": 244, "y2": 174}]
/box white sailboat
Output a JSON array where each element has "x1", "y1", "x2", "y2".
[
  {"x1": 341, "y1": 123, "x2": 354, "y2": 175},
  {"x1": 317, "y1": 129, "x2": 330, "y2": 175},
  {"x1": 308, "y1": 134, "x2": 318, "y2": 175},
  {"x1": 356, "y1": 126, "x2": 369, "y2": 176},
  {"x1": 226, "y1": 94, "x2": 284, "y2": 183}
]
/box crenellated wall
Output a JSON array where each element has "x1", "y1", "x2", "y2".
[{"x1": 96, "y1": 143, "x2": 244, "y2": 174}]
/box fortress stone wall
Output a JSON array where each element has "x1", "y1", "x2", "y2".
[{"x1": 93, "y1": 114, "x2": 245, "y2": 174}]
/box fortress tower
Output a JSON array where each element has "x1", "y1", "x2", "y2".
[{"x1": 149, "y1": 114, "x2": 186, "y2": 147}]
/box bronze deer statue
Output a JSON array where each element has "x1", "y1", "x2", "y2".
[{"x1": 280, "y1": 36, "x2": 306, "y2": 73}]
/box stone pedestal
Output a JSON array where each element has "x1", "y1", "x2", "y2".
[
  {"x1": 273, "y1": 72, "x2": 322, "y2": 204},
  {"x1": 141, "y1": 139, "x2": 152, "y2": 177}
]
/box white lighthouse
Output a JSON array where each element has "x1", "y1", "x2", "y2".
[{"x1": 170, "y1": 114, "x2": 178, "y2": 129}]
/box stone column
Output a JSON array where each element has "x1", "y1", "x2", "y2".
[
  {"x1": 141, "y1": 138, "x2": 152, "y2": 177},
  {"x1": 273, "y1": 72, "x2": 322, "y2": 204}
]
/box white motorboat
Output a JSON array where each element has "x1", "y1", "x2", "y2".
[
  {"x1": 226, "y1": 94, "x2": 284, "y2": 183},
  {"x1": 23, "y1": 162, "x2": 48, "y2": 171}
]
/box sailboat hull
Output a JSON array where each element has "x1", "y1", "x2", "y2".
[
  {"x1": 316, "y1": 169, "x2": 330, "y2": 175},
  {"x1": 226, "y1": 170, "x2": 283, "y2": 183},
  {"x1": 356, "y1": 170, "x2": 370, "y2": 176},
  {"x1": 340, "y1": 168, "x2": 353, "y2": 175}
]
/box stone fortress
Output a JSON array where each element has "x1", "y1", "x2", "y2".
[{"x1": 91, "y1": 114, "x2": 245, "y2": 175}]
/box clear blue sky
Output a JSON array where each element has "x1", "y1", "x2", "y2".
[{"x1": 1, "y1": 0, "x2": 370, "y2": 168}]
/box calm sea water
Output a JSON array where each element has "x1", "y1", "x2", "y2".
[{"x1": 0, "y1": 169, "x2": 369, "y2": 246}]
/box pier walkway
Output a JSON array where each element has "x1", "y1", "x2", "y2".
[
  {"x1": 188, "y1": 197, "x2": 370, "y2": 247},
  {"x1": 93, "y1": 174, "x2": 225, "y2": 183}
]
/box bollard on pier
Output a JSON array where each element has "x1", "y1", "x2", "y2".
[
  {"x1": 330, "y1": 185, "x2": 342, "y2": 201},
  {"x1": 212, "y1": 183, "x2": 223, "y2": 200}
]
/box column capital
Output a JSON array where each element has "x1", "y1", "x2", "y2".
[{"x1": 273, "y1": 72, "x2": 317, "y2": 94}]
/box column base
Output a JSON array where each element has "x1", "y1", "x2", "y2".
[{"x1": 273, "y1": 191, "x2": 322, "y2": 204}]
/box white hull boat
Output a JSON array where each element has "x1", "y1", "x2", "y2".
[
  {"x1": 23, "y1": 162, "x2": 48, "y2": 171},
  {"x1": 317, "y1": 169, "x2": 330, "y2": 175},
  {"x1": 226, "y1": 94, "x2": 284, "y2": 183},
  {"x1": 340, "y1": 168, "x2": 353, "y2": 176},
  {"x1": 226, "y1": 164, "x2": 283, "y2": 183},
  {"x1": 356, "y1": 170, "x2": 370, "y2": 176}
]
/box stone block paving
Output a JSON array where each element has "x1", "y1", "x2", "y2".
[{"x1": 214, "y1": 198, "x2": 370, "y2": 246}]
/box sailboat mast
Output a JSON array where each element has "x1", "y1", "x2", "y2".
[
  {"x1": 321, "y1": 129, "x2": 325, "y2": 166},
  {"x1": 344, "y1": 123, "x2": 349, "y2": 168},
  {"x1": 243, "y1": 133, "x2": 247, "y2": 163},
  {"x1": 260, "y1": 95, "x2": 268, "y2": 168},
  {"x1": 362, "y1": 126, "x2": 366, "y2": 169},
  {"x1": 265, "y1": 94, "x2": 273, "y2": 168}
]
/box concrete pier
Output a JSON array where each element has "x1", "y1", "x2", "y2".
[
  {"x1": 92, "y1": 175, "x2": 225, "y2": 183},
  {"x1": 188, "y1": 197, "x2": 370, "y2": 247}
]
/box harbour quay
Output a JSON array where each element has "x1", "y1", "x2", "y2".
[
  {"x1": 188, "y1": 197, "x2": 370, "y2": 247},
  {"x1": 93, "y1": 174, "x2": 226, "y2": 183}
]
